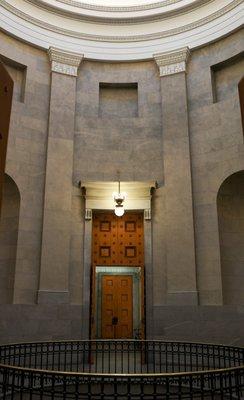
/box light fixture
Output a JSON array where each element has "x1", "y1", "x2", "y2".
[{"x1": 113, "y1": 178, "x2": 126, "y2": 217}]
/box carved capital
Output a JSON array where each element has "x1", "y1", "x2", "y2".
[
  {"x1": 48, "y1": 47, "x2": 83, "y2": 77},
  {"x1": 154, "y1": 47, "x2": 190, "y2": 77},
  {"x1": 85, "y1": 208, "x2": 92, "y2": 220}
]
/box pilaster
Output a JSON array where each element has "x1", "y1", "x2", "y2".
[
  {"x1": 154, "y1": 47, "x2": 198, "y2": 305},
  {"x1": 38, "y1": 47, "x2": 83, "y2": 304}
]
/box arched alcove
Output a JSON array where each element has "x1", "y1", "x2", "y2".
[
  {"x1": 0, "y1": 174, "x2": 20, "y2": 303},
  {"x1": 217, "y1": 170, "x2": 244, "y2": 305}
]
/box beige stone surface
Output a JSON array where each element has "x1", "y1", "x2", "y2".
[
  {"x1": 158, "y1": 71, "x2": 197, "y2": 304},
  {"x1": 0, "y1": 31, "x2": 50, "y2": 304},
  {"x1": 187, "y1": 30, "x2": 244, "y2": 305},
  {"x1": 0, "y1": 28, "x2": 243, "y2": 340},
  {"x1": 39, "y1": 72, "x2": 77, "y2": 303}
]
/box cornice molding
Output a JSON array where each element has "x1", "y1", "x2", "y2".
[
  {"x1": 54, "y1": 0, "x2": 182, "y2": 12},
  {"x1": 81, "y1": 181, "x2": 157, "y2": 213},
  {"x1": 0, "y1": 0, "x2": 242, "y2": 42},
  {"x1": 154, "y1": 47, "x2": 190, "y2": 76},
  {"x1": 48, "y1": 47, "x2": 83, "y2": 76},
  {"x1": 2, "y1": 0, "x2": 243, "y2": 42},
  {"x1": 24, "y1": 0, "x2": 213, "y2": 24}
]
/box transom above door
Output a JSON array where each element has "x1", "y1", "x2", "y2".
[{"x1": 92, "y1": 212, "x2": 144, "y2": 266}]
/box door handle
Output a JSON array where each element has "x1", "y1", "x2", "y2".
[{"x1": 112, "y1": 316, "x2": 118, "y2": 325}]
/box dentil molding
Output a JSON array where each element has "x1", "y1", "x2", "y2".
[
  {"x1": 48, "y1": 47, "x2": 84, "y2": 76},
  {"x1": 0, "y1": 0, "x2": 242, "y2": 60},
  {"x1": 154, "y1": 47, "x2": 190, "y2": 76}
]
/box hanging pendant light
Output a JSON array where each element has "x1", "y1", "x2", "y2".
[{"x1": 113, "y1": 178, "x2": 126, "y2": 217}]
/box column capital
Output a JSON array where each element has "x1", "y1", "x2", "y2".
[
  {"x1": 154, "y1": 47, "x2": 190, "y2": 77},
  {"x1": 48, "y1": 47, "x2": 84, "y2": 77}
]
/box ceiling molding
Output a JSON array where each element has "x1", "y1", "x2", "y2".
[
  {"x1": 0, "y1": 0, "x2": 242, "y2": 42},
  {"x1": 53, "y1": 0, "x2": 183, "y2": 12},
  {"x1": 22, "y1": 0, "x2": 213, "y2": 24}
]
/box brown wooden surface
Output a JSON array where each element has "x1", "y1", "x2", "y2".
[
  {"x1": 101, "y1": 275, "x2": 133, "y2": 339},
  {"x1": 92, "y1": 211, "x2": 144, "y2": 266},
  {"x1": 0, "y1": 61, "x2": 13, "y2": 216},
  {"x1": 238, "y1": 76, "x2": 244, "y2": 134}
]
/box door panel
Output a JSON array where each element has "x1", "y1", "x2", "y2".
[
  {"x1": 92, "y1": 211, "x2": 144, "y2": 339},
  {"x1": 102, "y1": 275, "x2": 133, "y2": 339},
  {"x1": 117, "y1": 276, "x2": 133, "y2": 338},
  {"x1": 102, "y1": 276, "x2": 117, "y2": 339},
  {"x1": 92, "y1": 212, "x2": 144, "y2": 266}
]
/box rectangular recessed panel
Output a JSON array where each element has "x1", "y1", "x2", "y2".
[
  {"x1": 100, "y1": 246, "x2": 110, "y2": 257},
  {"x1": 121, "y1": 309, "x2": 128, "y2": 317},
  {"x1": 121, "y1": 279, "x2": 128, "y2": 287},
  {"x1": 121, "y1": 325, "x2": 128, "y2": 337},
  {"x1": 107, "y1": 279, "x2": 113, "y2": 286},
  {"x1": 121, "y1": 294, "x2": 128, "y2": 302},
  {"x1": 100, "y1": 221, "x2": 111, "y2": 232},
  {"x1": 125, "y1": 246, "x2": 136, "y2": 258},
  {"x1": 99, "y1": 83, "x2": 138, "y2": 118},
  {"x1": 125, "y1": 221, "x2": 136, "y2": 232},
  {"x1": 106, "y1": 294, "x2": 113, "y2": 302}
]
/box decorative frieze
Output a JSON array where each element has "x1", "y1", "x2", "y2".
[
  {"x1": 154, "y1": 47, "x2": 190, "y2": 76},
  {"x1": 48, "y1": 47, "x2": 83, "y2": 76}
]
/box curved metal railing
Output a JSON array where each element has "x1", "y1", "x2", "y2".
[{"x1": 0, "y1": 340, "x2": 243, "y2": 398}]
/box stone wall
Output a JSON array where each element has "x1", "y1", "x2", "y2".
[
  {"x1": 74, "y1": 60, "x2": 163, "y2": 183},
  {"x1": 0, "y1": 304, "x2": 243, "y2": 346},
  {"x1": 0, "y1": 28, "x2": 243, "y2": 343},
  {"x1": 187, "y1": 29, "x2": 244, "y2": 306},
  {"x1": 0, "y1": 31, "x2": 50, "y2": 304}
]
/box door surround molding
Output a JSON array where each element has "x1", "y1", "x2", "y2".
[
  {"x1": 80, "y1": 181, "x2": 157, "y2": 219},
  {"x1": 81, "y1": 181, "x2": 155, "y2": 339}
]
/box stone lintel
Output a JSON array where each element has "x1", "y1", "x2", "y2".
[
  {"x1": 154, "y1": 47, "x2": 190, "y2": 77},
  {"x1": 48, "y1": 47, "x2": 84, "y2": 76}
]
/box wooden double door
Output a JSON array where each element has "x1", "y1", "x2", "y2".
[
  {"x1": 91, "y1": 211, "x2": 144, "y2": 339},
  {"x1": 102, "y1": 275, "x2": 133, "y2": 339}
]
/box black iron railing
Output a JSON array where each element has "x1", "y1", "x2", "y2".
[{"x1": 0, "y1": 340, "x2": 243, "y2": 398}]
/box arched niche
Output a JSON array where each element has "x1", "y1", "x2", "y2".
[
  {"x1": 0, "y1": 174, "x2": 20, "y2": 303},
  {"x1": 217, "y1": 170, "x2": 244, "y2": 305}
]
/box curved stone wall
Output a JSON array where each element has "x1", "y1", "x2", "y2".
[{"x1": 0, "y1": 27, "x2": 243, "y2": 343}]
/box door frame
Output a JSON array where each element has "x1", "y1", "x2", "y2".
[
  {"x1": 91, "y1": 265, "x2": 144, "y2": 339},
  {"x1": 81, "y1": 209, "x2": 153, "y2": 340}
]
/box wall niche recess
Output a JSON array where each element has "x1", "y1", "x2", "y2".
[
  {"x1": 99, "y1": 82, "x2": 138, "y2": 118},
  {"x1": 0, "y1": 55, "x2": 26, "y2": 103},
  {"x1": 211, "y1": 52, "x2": 244, "y2": 103}
]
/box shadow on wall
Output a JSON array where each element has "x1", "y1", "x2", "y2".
[
  {"x1": 217, "y1": 170, "x2": 244, "y2": 305},
  {"x1": 238, "y1": 76, "x2": 244, "y2": 134},
  {"x1": 0, "y1": 174, "x2": 20, "y2": 304}
]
